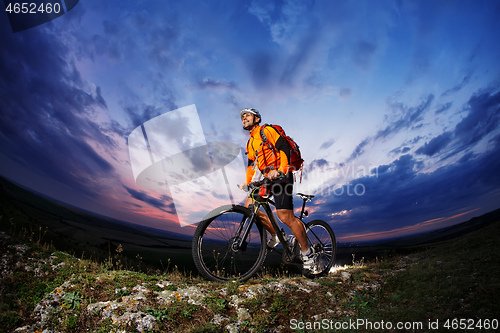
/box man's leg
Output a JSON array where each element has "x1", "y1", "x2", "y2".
[
  {"x1": 270, "y1": 175, "x2": 310, "y2": 252},
  {"x1": 244, "y1": 197, "x2": 276, "y2": 235},
  {"x1": 276, "y1": 209, "x2": 309, "y2": 253},
  {"x1": 277, "y1": 209, "x2": 316, "y2": 273}
]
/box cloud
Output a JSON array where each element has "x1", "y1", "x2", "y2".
[
  {"x1": 260, "y1": 0, "x2": 315, "y2": 48},
  {"x1": 68, "y1": 6, "x2": 188, "y2": 130},
  {"x1": 320, "y1": 139, "x2": 335, "y2": 150},
  {"x1": 457, "y1": 151, "x2": 474, "y2": 164},
  {"x1": 453, "y1": 88, "x2": 500, "y2": 150},
  {"x1": 124, "y1": 104, "x2": 173, "y2": 130},
  {"x1": 415, "y1": 132, "x2": 453, "y2": 156},
  {"x1": 415, "y1": 87, "x2": 500, "y2": 160},
  {"x1": 347, "y1": 138, "x2": 371, "y2": 162},
  {"x1": 322, "y1": 84, "x2": 499, "y2": 240},
  {"x1": 435, "y1": 102, "x2": 453, "y2": 115},
  {"x1": 196, "y1": 78, "x2": 238, "y2": 91},
  {"x1": 376, "y1": 94, "x2": 434, "y2": 140},
  {"x1": 278, "y1": 31, "x2": 319, "y2": 86},
  {"x1": 338, "y1": 95, "x2": 434, "y2": 164},
  {"x1": 245, "y1": 0, "x2": 324, "y2": 92},
  {"x1": 389, "y1": 146, "x2": 411, "y2": 156},
  {"x1": 314, "y1": 135, "x2": 500, "y2": 241},
  {"x1": 248, "y1": 0, "x2": 279, "y2": 28},
  {"x1": 124, "y1": 186, "x2": 176, "y2": 213},
  {"x1": 245, "y1": 41, "x2": 322, "y2": 91},
  {"x1": 307, "y1": 158, "x2": 329, "y2": 172},
  {"x1": 0, "y1": 25, "x2": 118, "y2": 199},
  {"x1": 90, "y1": 33, "x2": 122, "y2": 61},
  {"x1": 441, "y1": 74, "x2": 472, "y2": 96},
  {"x1": 313, "y1": 86, "x2": 500, "y2": 241}
]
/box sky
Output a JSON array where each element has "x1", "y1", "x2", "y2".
[{"x1": 1, "y1": 0, "x2": 499, "y2": 243}]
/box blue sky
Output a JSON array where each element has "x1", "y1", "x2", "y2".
[{"x1": 1, "y1": 0, "x2": 499, "y2": 242}]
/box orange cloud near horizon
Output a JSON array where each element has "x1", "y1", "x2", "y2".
[{"x1": 337, "y1": 209, "x2": 479, "y2": 243}]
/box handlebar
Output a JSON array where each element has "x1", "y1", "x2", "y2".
[{"x1": 239, "y1": 172, "x2": 285, "y2": 193}]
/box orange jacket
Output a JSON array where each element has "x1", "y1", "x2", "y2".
[{"x1": 245, "y1": 125, "x2": 290, "y2": 184}]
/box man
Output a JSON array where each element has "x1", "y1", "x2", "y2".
[{"x1": 239, "y1": 107, "x2": 315, "y2": 272}]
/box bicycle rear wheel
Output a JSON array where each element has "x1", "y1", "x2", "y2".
[
  {"x1": 304, "y1": 219, "x2": 336, "y2": 277},
  {"x1": 192, "y1": 205, "x2": 267, "y2": 282}
]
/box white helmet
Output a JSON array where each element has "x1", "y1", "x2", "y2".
[{"x1": 240, "y1": 108, "x2": 261, "y2": 119}]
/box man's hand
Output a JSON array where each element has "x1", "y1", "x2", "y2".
[{"x1": 267, "y1": 170, "x2": 284, "y2": 180}]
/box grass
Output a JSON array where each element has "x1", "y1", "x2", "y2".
[
  {"x1": 1, "y1": 188, "x2": 499, "y2": 332},
  {"x1": 370, "y1": 220, "x2": 500, "y2": 324},
  {"x1": 2, "y1": 222, "x2": 499, "y2": 331}
]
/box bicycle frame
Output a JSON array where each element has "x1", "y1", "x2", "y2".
[
  {"x1": 240, "y1": 193, "x2": 331, "y2": 266},
  {"x1": 236, "y1": 195, "x2": 307, "y2": 263}
]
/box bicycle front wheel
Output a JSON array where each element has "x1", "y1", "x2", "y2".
[
  {"x1": 192, "y1": 205, "x2": 267, "y2": 282},
  {"x1": 305, "y1": 219, "x2": 336, "y2": 277}
]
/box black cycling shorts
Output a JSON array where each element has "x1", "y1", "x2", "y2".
[{"x1": 270, "y1": 173, "x2": 294, "y2": 210}]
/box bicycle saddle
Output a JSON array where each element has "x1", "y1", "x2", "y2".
[{"x1": 297, "y1": 193, "x2": 315, "y2": 201}]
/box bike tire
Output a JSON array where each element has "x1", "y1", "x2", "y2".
[
  {"x1": 192, "y1": 205, "x2": 267, "y2": 282},
  {"x1": 304, "y1": 219, "x2": 336, "y2": 278}
]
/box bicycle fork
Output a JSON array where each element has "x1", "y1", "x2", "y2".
[{"x1": 232, "y1": 204, "x2": 260, "y2": 252}]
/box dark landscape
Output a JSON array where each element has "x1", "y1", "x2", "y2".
[
  {"x1": 0, "y1": 176, "x2": 195, "y2": 272},
  {"x1": 1, "y1": 176, "x2": 499, "y2": 332},
  {"x1": 1, "y1": 175, "x2": 498, "y2": 273}
]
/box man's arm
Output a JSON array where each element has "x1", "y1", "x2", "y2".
[{"x1": 245, "y1": 158, "x2": 257, "y2": 185}]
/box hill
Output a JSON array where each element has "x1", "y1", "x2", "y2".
[
  {"x1": 332, "y1": 208, "x2": 500, "y2": 266},
  {"x1": 1, "y1": 177, "x2": 499, "y2": 332},
  {"x1": 1, "y1": 211, "x2": 499, "y2": 332},
  {"x1": 0, "y1": 176, "x2": 194, "y2": 272}
]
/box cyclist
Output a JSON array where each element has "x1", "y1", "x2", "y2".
[{"x1": 239, "y1": 108, "x2": 315, "y2": 272}]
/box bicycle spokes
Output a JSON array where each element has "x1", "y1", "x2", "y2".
[
  {"x1": 193, "y1": 207, "x2": 267, "y2": 281},
  {"x1": 305, "y1": 220, "x2": 336, "y2": 276}
]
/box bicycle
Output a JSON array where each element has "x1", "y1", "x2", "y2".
[{"x1": 192, "y1": 177, "x2": 336, "y2": 282}]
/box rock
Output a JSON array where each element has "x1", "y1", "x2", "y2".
[
  {"x1": 341, "y1": 272, "x2": 352, "y2": 282},
  {"x1": 212, "y1": 314, "x2": 229, "y2": 325},
  {"x1": 237, "y1": 307, "x2": 252, "y2": 322},
  {"x1": 225, "y1": 323, "x2": 239, "y2": 333}
]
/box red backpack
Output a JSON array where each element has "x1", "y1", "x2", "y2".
[{"x1": 260, "y1": 124, "x2": 304, "y2": 180}]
